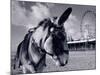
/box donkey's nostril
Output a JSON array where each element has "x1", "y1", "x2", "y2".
[{"x1": 60, "y1": 63, "x2": 65, "y2": 66}]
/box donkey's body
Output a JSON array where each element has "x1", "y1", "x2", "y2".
[
  {"x1": 14, "y1": 7, "x2": 72, "y2": 73},
  {"x1": 14, "y1": 31, "x2": 46, "y2": 73}
]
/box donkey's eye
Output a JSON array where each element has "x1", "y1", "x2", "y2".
[{"x1": 50, "y1": 27, "x2": 54, "y2": 32}]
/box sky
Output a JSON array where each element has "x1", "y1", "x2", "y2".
[{"x1": 11, "y1": 0, "x2": 96, "y2": 52}]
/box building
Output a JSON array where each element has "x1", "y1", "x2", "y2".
[{"x1": 67, "y1": 39, "x2": 96, "y2": 51}]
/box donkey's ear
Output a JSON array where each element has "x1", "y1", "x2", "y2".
[{"x1": 58, "y1": 7, "x2": 72, "y2": 25}]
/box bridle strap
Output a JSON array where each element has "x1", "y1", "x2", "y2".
[
  {"x1": 31, "y1": 35, "x2": 53, "y2": 56},
  {"x1": 38, "y1": 47, "x2": 54, "y2": 56}
]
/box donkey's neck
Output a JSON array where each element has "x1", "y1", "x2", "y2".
[{"x1": 32, "y1": 26, "x2": 48, "y2": 48}]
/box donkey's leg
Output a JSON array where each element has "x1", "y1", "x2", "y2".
[
  {"x1": 22, "y1": 65, "x2": 27, "y2": 74},
  {"x1": 43, "y1": 54, "x2": 46, "y2": 67},
  {"x1": 20, "y1": 52, "x2": 28, "y2": 73},
  {"x1": 35, "y1": 54, "x2": 47, "y2": 73},
  {"x1": 22, "y1": 63, "x2": 35, "y2": 73},
  {"x1": 64, "y1": 50, "x2": 69, "y2": 64}
]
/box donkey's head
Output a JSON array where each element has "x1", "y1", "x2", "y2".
[{"x1": 32, "y1": 7, "x2": 72, "y2": 66}]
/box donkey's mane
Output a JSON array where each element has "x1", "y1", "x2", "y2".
[{"x1": 38, "y1": 18, "x2": 50, "y2": 26}]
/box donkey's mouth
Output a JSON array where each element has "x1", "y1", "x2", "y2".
[
  {"x1": 52, "y1": 48, "x2": 69, "y2": 66},
  {"x1": 52, "y1": 55, "x2": 66, "y2": 66}
]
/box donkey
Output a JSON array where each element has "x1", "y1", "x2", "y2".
[{"x1": 13, "y1": 7, "x2": 72, "y2": 73}]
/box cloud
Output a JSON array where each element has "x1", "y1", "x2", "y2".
[
  {"x1": 11, "y1": 1, "x2": 29, "y2": 26},
  {"x1": 11, "y1": 1, "x2": 51, "y2": 30},
  {"x1": 64, "y1": 14, "x2": 81, "y2": 40},
  {"x1": 45, "y1": 3, "x2": 55, "y2": 8},
  {"x1": 31, "y1": 3, "x2": 51, "y2": 22},
  {"x1": 25, "y1": 3, "x2": 51, "y2": 29}
]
